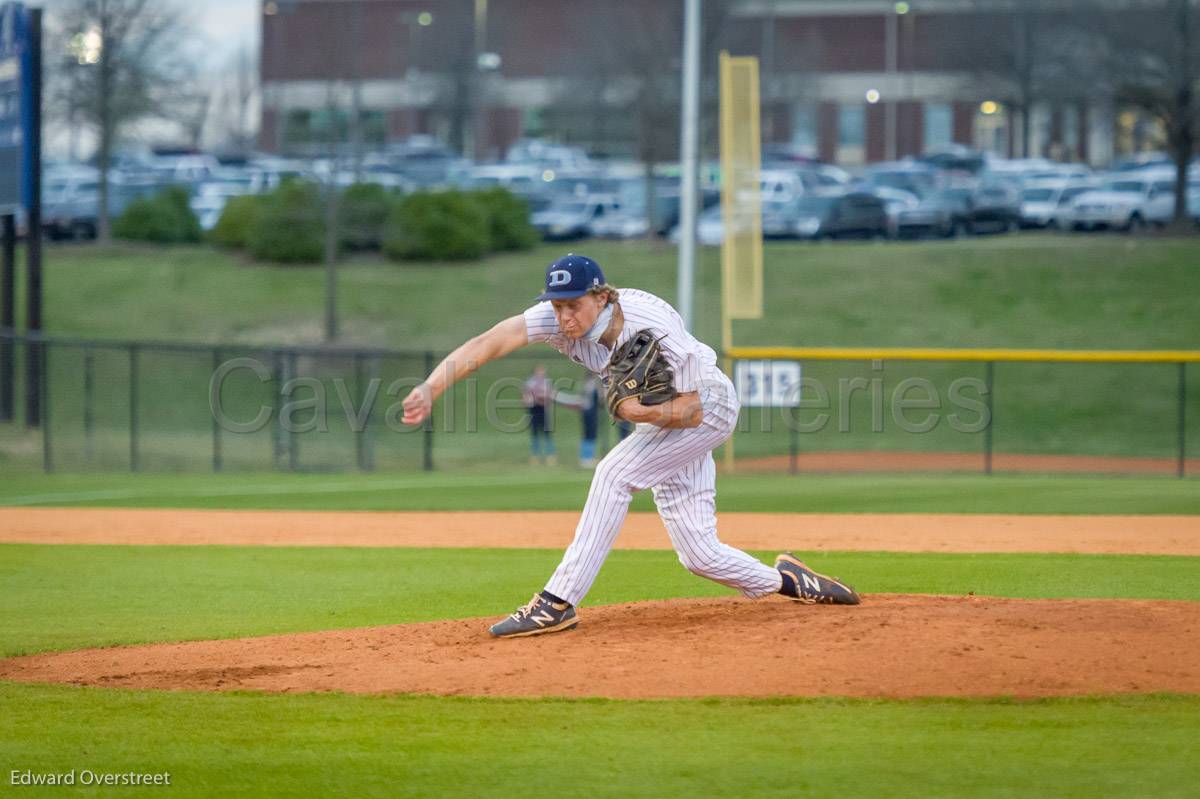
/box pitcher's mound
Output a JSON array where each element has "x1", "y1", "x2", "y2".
[{"x1": 2, "y1": 595, "x2": 1197, "y2": 699}]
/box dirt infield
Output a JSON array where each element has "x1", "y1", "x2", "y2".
[
  {"x1": 3, "y1": 507, "x2": 1196, "y2": 699},
  {"x1": 2, "y1": 595, "x2": 1197, "y2": 699},
  {"x1": 3, "y1": 508, "x2": 1199, "y2": 554}
]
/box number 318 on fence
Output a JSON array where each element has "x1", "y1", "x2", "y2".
[{"x1": 735, "y1": 360, "x2": 801, "y2": 408}]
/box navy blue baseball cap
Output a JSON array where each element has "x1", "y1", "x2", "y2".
[{"x1": 536, "y1": 254, "x2": 606, "y2": 301}]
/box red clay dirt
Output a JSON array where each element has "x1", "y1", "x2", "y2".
[
  {"x1": 2, "y1": 595, "x2": 1198, "y2": 699},
  {"x1": 3, "y1": 508, "x2": 1199, "y2": 554}
]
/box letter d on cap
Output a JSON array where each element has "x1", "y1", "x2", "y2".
[{"x1": 548, "y1": 269, "x2": 571, "y2": 287}]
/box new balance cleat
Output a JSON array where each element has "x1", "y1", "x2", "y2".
[
  {"x1": 489, "y1": 594, "x2": 579, "y2": 638},
  {"x1": 775, "y1": 553, "x2": 861, "y2": 605}
]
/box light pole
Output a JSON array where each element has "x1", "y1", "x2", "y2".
[
  {"x1": 397, "y1": 10, "x2": 432, "y2": 140},
  {"x1": 677, "y1": 0, "x2": 700, "y2": 332}
]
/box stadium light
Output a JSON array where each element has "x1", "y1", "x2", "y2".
[{"x1": 67, "y1": 28, "x2": 101, "y2": 65}]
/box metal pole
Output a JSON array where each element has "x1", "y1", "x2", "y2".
[
  {"x1": 789, "y1": 418, "x2": 798, "y2": 475},
  {"x1": 129, "y1": 344, "x2": 139, "y2": 472},
  {"x1": 288, "y1": 351, "x2": 299, "y2": 471},
  {"x1": 40, "y1": 340, "x2": 50, "y2": 472},
  {"x1": 1178, "y1": 362, "x2": 1187, "y2": 479},
  {"x1": 212, "y1": 347, "x2": 222, "y2": 472},
  {"x1": 422, "y1": 350, "x2": 434, "y2": 471},
  {"x1": 984, "y1": 360, "x2": 994, "y2": 475},
  {"x1": 83, "y1": 346, "x2": 94, "y2": 463},
  {"x1": 355, "y1": 353, "x2": 366, "y2": 471},
  {"x1": 0, "y1": 214, "x2": 14, "y2": 421},
  {"x1": 676, "y1": 0, "x2": 701, "y2": 331},
  {"x1": 885, "y1": 8, "x2": 898, "y2": 160},
  {"x1": 271, "y1": 351, "x2": 283, "y2": 470},
  {"x1": 24, "y1": 9, "x2": 42, "y2": 429}
]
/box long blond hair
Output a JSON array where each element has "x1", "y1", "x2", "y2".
[{"x1": 587, "y1": 283, "x2": 620, "y2": 306}]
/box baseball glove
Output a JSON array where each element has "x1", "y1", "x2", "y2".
[{"x1": 606, "y1": 329, "x2": 678, "y2": 419}]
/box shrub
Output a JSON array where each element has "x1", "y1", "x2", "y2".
[
  {"x1": 210, "y1": 195, "x2": 261, "y2": 249},
  {"x1": 112, "y1": 185, "x2": 202, "y2": 244},
  {"x1": 248, "y1": 181, "x2": 325, "y2": 263},
  {"x1": 382, "y1": 190, "x2": 489, "y2": 261},
  {"x1": 338, "y1": 182, "x2": 393, "y2": 251},
  {"x1": 471, "y1": 187, "x2": 537, "y2": 251}
]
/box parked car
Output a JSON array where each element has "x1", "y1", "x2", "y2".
[
  {"x1": 896, "y1": 190, "x2": 964, "y2": 239},
  {"x1": 784, "y1": 192, "x2": 889, "y2": 240},
  {"x1": 1019, "y1": 180, "x2": 1098, "y2": 228},
  {"x1": 896, "y1": 184, "x2": 1018, "y2": 237},
  {"x1": 867, "y1": 186, "x2": 921, "y2": 236},
  {"x1": 918, "y1": 145, "x2": 986, "y2": 174},
  {"x1": 531, "y1": 194, "x2": 621, "y2": 240},
  {"x1": 589, "y1": 190, "x2": 701, "y2": 239},
  {"x1": 42, "y1": 169, "x2": 160, "y2": 240},
  {"x1": 669, "y1": 204, "x2": 731, "y2": 246},
  {"x1": 963, "y1": 184, "x2": 1022, "y2": 233},
  {"x1": 861, "y1": 160, "x2": 941, "y2": 199},
  {"x1": 1059, "y1": 174, "x2": 1175, "y2": 231},
  {"x1": 190, "y1": 177, "x2": 254, "y2": 231},
  {"x1": 758, "y1": 168, "x2": 808, "y2": 202}
]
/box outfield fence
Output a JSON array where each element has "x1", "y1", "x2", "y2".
[{"x1": 0, "y1": 329, "x2": 1196, "y2": 477}]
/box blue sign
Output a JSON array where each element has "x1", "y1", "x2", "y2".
[{"x1": 0, "y1": 2, "x2": 32, "y2": 214}]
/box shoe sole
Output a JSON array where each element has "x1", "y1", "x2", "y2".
[
  {"x1": 489, "y1": 617, "x2": 579, "y2": 639},
  {"x1": 776, "y1": 553, "x2": 861, "y2": 605}
]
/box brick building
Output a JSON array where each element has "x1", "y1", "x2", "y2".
[{"x1": 259, "y1": 0, "x2": 1120, "y2": 165}]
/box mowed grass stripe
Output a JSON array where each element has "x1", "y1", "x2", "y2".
[
  {"x1": 0, "y1": 684, "x2": 1196, "y2": 799},
  {"x1": 1, "y1": 472, "x2": 1198, "y2": 514},
  {"x1": 1, "y1": 545, "x2": 1196, "y2": 657}
]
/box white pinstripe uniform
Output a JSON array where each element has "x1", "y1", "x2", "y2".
[{"x1": 523, "y1": 288, "x2": 784, "y2": 607}]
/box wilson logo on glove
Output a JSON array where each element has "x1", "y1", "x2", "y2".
[{"x1": 606, "y1": 328, "x2": 678, "y2": 418}]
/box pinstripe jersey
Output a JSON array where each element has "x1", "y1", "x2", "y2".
[
  {"x1": 522, "y1": 289, "x2": 715, "y2": 391},
  {"x1": 521, "y1": 287, "x2": 783, "y2": 607}
]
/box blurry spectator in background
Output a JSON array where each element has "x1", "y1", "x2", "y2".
[
  {"x1": 577, "y1": 375, "x2": 601, "y2": 468},
  {"x1": 555, "y1": 373, "x2": 601, "y2": 469},
  {"x1": 523, "y1": 365, "x2": 557, "y2": 465}
]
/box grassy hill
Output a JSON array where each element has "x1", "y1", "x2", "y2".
[
  {"x1": 2, "y1": 235, "x2": 1198, "y2": 472},
  {"x1": 7, "y1": 234, "x2": 1199, "y2": 350}
]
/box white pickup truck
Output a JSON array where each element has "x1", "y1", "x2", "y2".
[{"x1": 1060, "y1": 171, "x2": 1175, "y2": 231}]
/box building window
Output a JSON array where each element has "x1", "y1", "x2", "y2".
[
  {"x1": 282, "y1": 108, "x2": 387, "y2": 151},
  {"x1": 791, "y1": 103, "x2": 818, "y2": 156},
  {"x1": 838, "y1": 104, "x2": 865, "y2": 147},
  {"x1": 1062, "y1": 108, "x2": 1079, "y2": 159},
  {"x1": 924, "y1": 104, "x2": 952, "y2": 148}
]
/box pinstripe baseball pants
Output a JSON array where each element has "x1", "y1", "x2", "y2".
[{"x1": 544, "y1": 371, "x2": 784, "y2": 606}]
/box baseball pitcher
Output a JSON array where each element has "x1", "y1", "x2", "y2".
[{"x1": 401, "y1": 254, "x2": 860, "y2": 638}]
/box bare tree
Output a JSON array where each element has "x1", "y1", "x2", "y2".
[
  {"x1": 1091, "y1": 0, "x2": 1199, "y2": 227},
  {"x1": 50, "y1": 0, "x2": 194, "y2": 240},
  {"x1": 564, "y1": 1, "x2": 740, "y2": 230},
  {"x1": 953, "y1": 1, "x2": 1093, "y2": 158},
  {"x1": 212, "y1": 45, "x2": 259, "y2": 153}
]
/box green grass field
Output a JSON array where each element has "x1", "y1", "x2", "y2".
[
  {"x1": 1, "y1": 237, "x2": 1198, "y2": 795},
  {"x1": 8, "y1": 236, "x2": 1200, "y2": 351},
  {"x1": 1, "y1": 470, "x2": 1198, "y2": 795},
  {"x1": 1, "y1": 470, "x2": 1199, "y2": 513},
  {"x1": 2, "y1": 516, "x2": 1199, "y2": 796}
]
